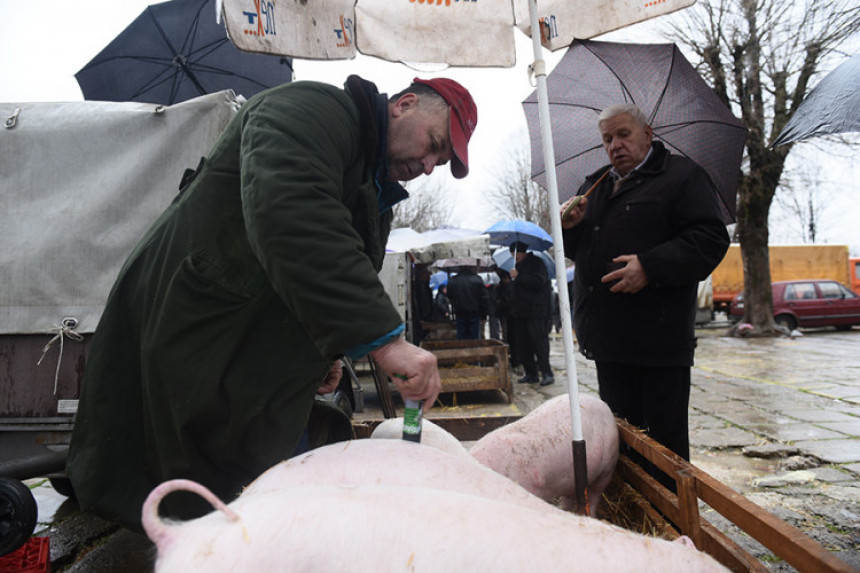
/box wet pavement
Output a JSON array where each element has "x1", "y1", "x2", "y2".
[{"x1": 18, "y1": 323, "x2": 860, "y2": 571}]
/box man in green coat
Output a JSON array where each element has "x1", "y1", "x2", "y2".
[{"x1": 67, "y1": 75, "x2": 477, "y2": 531}]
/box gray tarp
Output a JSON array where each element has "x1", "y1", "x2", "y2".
[{"x1": 0, "y1": 91, "x2": 243, "y2": 334}]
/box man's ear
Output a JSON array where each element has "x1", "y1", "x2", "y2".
[{"x1": 391, "y1": 92, "x2": 417, "y2": 118}]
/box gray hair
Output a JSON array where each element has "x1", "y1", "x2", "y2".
[{"x1": 598, "y1": 103, "x2": 649, "y2": 128}]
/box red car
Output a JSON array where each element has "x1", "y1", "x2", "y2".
[{"x1": 730, "y1": 279, "x2": 860, "y2": 331}]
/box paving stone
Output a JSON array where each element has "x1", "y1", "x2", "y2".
[
  {"x1": 716, "y1": 407, "x2": 778, "y2": 427},
  {"x1": 776, "y1": 408, "x2": 860, "y2": 423},
  {"x1": 749, "y1": 423, "x2": 846, "y2": 442},
  {"x1": 753, "y1": 473, "x2": 812, "y2": 489},
  {"x1": 817, "y1": 421, "x2": 860, "y2": 437},
  {"x1": 809, "y1": 467, "x2": 855, "y2": 482},
  {"x1": 794, "y1": 439, "x2": 860, "y2": 463},
  {"x1": 742, "y1": 444, "x2": 801, "y2": 458},
  {"x1": 691, "y1": 426, "x2": 759, "y2": 448},
  {"x1": 807, "y1": 385, "x2": 860, "y2": 401}
]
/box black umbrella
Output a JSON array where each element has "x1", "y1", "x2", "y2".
[
  {"x1": 773, "y1": 53, "x2": 860, "y2": 147},
  {"x1": 75, "y1": 0, "x2": 292, "y2": 105},
  {"x1": 523, "y1": 39, "x2": 747, "y2": 224}
]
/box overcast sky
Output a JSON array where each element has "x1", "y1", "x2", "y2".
[{"x1": 1, "y1": 0, "x2": 857, "y2": 254}]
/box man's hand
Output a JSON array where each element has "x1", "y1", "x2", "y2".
[
  {"x1": 317, "y1": 360, "x2": 343, "y2": 395},
  {"x1": 370, "y1": 337, "x2": 440, "y2": 412},
  {"x1": 560, "y1": 196, "x2": 587, "y2": 229},
  {"x1": 602, "y1": 254, "x2": 648, "y2": 294}
]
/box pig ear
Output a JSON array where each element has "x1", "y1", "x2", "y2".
[
  {"x1": 672, "y1": 535, "x2": 696, "y2": 548},
  {"x1": 142, "y1": 479, "x2": 240, "y2": 546}
]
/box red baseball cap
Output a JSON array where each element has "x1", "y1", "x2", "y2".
[{"x1": 413, "y1": 77, "x2": 477, "y2": 179}]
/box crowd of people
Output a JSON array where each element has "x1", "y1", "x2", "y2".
[{"x1": 414, "y1": 242, "x2": 559, "y2": 387}]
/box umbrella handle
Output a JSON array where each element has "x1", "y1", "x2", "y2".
[{"x1": 562, "y1": 170, "x2": 610, "y2": 219}]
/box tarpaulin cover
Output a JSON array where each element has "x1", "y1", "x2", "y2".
[{"x1": 0, "y1": 91, "x2": 242, "y2": 334}]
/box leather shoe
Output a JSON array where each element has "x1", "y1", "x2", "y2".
[
  {"x1": 539, "y1": 375, "x2": 555, "y2": 386},
  {"x1": 517, "y1": 375, "x2": 538, "y2": 384}
]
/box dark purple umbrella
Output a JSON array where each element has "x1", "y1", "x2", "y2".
[
  {"x1": 523, "y1": 39, "x2": 747, "y2": 224},
  {"x1": 76, "y1": 0, "x2": 292, "y2": 105}
]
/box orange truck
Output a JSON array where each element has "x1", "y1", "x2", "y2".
[{"x1": 711, "y1": 244, "x2": 856, "y2": 314}]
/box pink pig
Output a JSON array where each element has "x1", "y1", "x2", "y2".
[
  {"x1": 142, "y1": 440, "x2": 726, "y2": 572},
  {"x1": 469, "y1": 393, "x2": 619, "y2": 516}
]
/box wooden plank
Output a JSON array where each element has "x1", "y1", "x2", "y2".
[
  {"x1": 439, "y1": 366, "x2": 499, "y2": 380},
  {"x1": 432, "y1": 348, "x2": 500, "y2": 361},
  {"x1": 693, "y1": 469, "x2": 855, "y2": 573},
  {"x1": 618, "y1": 456, "x2": 767, "y2": 572},
  {"x1": 616, "y1": 419, "x2": 854, "y2": 572},
  {"x1": 676, "y1": 469, "x2": 703, "y2": 549}
]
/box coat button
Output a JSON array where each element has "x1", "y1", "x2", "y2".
[
  {"x1": 593, "y1": 225, "x2": 600, "y2": 231},
  {"x1": 588, "y1": 286, "x2": 594, "y2": 292}
]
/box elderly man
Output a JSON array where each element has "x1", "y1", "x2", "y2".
[
  {"x1": 561, "y1": 103, "x2": 728, "y2": 488},
  {"x1": 68, "y1": 76, "x2": 477, "y2": 531}
]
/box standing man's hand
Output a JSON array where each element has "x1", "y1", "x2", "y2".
[
  {"x1": 317, "y1": 360, "x2": 344, "y2": 395},
  {"x1": 602, "y1": 254, "x2": 648, "y2": 293},
  {"x1": 560, "y1": 196, "x2": 587, "y2": 229},
  {"x1": 370, "y1": 337, "x2": 440, "y2": 412}
]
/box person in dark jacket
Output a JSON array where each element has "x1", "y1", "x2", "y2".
[
  {"x1": 509, "y1": 242, "x2": 554, "y2": 385},
  {"x1": 66, "y1": 75, "x2": 477, "y2": 531},
  {"x1": 446, "y1": 265, "x2": 489, "y2": 340},
  {"x1": 560, "y1": 103, "x2": 729, "y2": 488},
  {"x1": 412, "y1": 265, "x2": 434, "y2": 345},
  {"x1": 432, "y1": 283, "x2": 452, "y2": 322}
]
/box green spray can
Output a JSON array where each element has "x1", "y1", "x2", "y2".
[{"x1": 402, "y1": 399, "x2": 423, "y2": 442}]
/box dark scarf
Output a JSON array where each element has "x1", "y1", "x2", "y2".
[{"x1": 344, "y1": 75, "x2": 409, "y2": 213}]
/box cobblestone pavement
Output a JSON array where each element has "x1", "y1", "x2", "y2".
[{"x1": 21, "y1": 325, "x2": 860, "y2": 571}]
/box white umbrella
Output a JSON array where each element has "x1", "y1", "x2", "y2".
[{"x1": 218, "y1": 0, "x2": 695, "y2": 514}]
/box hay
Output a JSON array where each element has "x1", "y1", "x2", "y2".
[{"x1": 595, "y1": 472, "x2": 679, "y2": 541}]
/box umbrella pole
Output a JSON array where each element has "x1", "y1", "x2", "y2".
[{"x1": 528, "y1": 0, "x2": 588, "y2": 516}]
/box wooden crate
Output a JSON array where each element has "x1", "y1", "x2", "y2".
[
  {"x1": 615, "y1": 419, "x2": 854, "y2": 573},
  {"x1": 420, "y1": 321, "x2": 457, "y2": 341},
  {"x1": 420, "y1": 339, "x2": 512, "y2": 403}
]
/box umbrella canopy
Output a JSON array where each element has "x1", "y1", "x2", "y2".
[
  {"x1": 76, "y1": 0, "x2": 292, "y2": 105},
  {"x1": 773, "y1": 53, "x2": 860, "y2": 147},
  {"x1": 484, "y1": 220, "x2": 553, "y2": 252},
  {"x1": 492, "y1": 247, "x2": 556, "y2": 279},
  {"x1": 524, "y1": 39, "x2": 747, "y2": 225},
  {"x1": 429, "y1": 271, "x2": 448, "y2": 291},
  {"x1": 221, "y1": 0, "x2": 693, "y2": 68}
]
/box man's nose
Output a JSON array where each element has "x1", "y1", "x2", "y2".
[{"x1": 422, "y1": 156, "x2": 438, "y2": 175}]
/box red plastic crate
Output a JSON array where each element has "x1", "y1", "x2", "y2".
[{"x1": 0, "y1": 537, "x2": 50, "y2": 573}]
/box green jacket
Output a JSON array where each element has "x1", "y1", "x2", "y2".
[{"x1": 67, "y1": 79, "x2": 403, "y2": 531}]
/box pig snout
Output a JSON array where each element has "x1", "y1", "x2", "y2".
[{"x1": 142, "y1": 479, "x2": 239, "y2": 550}]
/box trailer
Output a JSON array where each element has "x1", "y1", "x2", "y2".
[{"x1": 0, "y1": 93, "x2": 243, "y2": 555}]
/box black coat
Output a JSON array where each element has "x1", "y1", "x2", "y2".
[
  {"x1": 562, "y1": 142, "x2": 729, "y2": 367},
  {"x1": 511, "y1": 253, "x2": 551, "y2": 319},
  {"x1": 447, "y1": 271, "x2": 488, "y2": 318}
]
